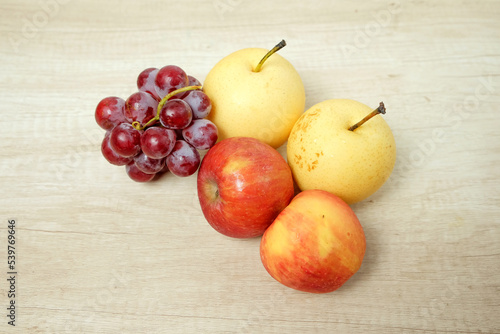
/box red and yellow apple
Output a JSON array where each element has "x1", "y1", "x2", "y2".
[
  {"x1": 260, "y1": 189, "x2": 366, "y2": 293},
  {"x1": 197, "y1": 137, "x2": 294, "y2": 238}
]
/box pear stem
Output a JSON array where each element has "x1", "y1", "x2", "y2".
[
  {"x1": 253, "y1": 40, "x2": 286, "y2": 72},
  {"x1": 348, "y1": 102, "x2": 386, "y2": 131}
]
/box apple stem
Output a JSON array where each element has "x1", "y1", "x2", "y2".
[
  {"x1": 348, "y1": 102, "x2": 386, "y2": 132},
  {"x1": 253, "y1": 40, "x2": 287, "y2": 72},
  {"x1": 132, "y1": 85, "x2": 202, "y2": 130}
]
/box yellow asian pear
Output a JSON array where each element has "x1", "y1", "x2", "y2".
[
  {"x1": 203, "y1": 40, "x2": 305, "y2": 148},
  {"x1": 287, "y1": 99, "x2": 396, "y2": 204}
]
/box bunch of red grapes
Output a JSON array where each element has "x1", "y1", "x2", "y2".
[{"x1": 95, "y1": 65, "x2": 218, "y2": 182}]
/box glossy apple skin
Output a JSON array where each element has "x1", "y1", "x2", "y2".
[
  {"x1": 260, "y1": 189, "x2": 366, "y2": 293},
  {"x1": 197, "y1": 137, "x2": 294, "y2": 238}
]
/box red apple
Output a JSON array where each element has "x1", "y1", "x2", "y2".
[
  {"x1": 197, "y1": 137, "x2": 294, "y2": 238},
  {"x1": 260, "y1": 189, "x2": 366, "y2": 293}
]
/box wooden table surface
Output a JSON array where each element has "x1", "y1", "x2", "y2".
[{"x1": 1, "y1": 0, "x2": 499, "y2": 333}]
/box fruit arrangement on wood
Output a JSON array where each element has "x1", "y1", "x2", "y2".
[{"x1": 95, "y1": 40, "x2": 396, "y2": 293}]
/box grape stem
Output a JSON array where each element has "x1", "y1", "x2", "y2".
[
  {"x1": 348, "y1": 102, "x2": 386, "y2": 132},
  {"x1": 132, "y1": 85, "x2": 202, "y2": 130},
  {"x1": 253, "y1": 40, "x2": 286, "y2": 72}
]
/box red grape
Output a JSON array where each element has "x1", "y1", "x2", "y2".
[
  {"x1": 137, "y1": 68, "x2": 160, "y2": 101},
  {"x1": 125, "y1": 91, "x2": 158, "y2": 126},
  {"x1": 187, "y1": 75, "x2": 201, "y2": 87},
  {"x1": 134, "y1": 152, "x2": 165, "y2": 174},
  {"x1": 126, "y1": 162, "x2": 156, "y2": 182},
  {"x1": 182, "y1": 119, "x2": 218, "y2": 150},
  {"x1": 140, "y1": 127, "x2": 176, "y2": 159},
  {"x1": 159, "y1": 99, "x2": 193, "y2": 129},
  {"x1": 155, "y1": 65, "x2": 188, "y2": 99},
  {"x1": 109, "y1": 123, "x2": 142, "y2": 157},
  {"x1": 182, "y1": 90, "x2": 212, "y2": 119},
  {"x1": 101, "y1": 132, "x2": 133, "y2": 166},
  {"x1": 95, "y1": 97, "x2": 127, "y2": 130},
  {"x1": 166, "y1": 140, "x2": 200, "y2": 177}
]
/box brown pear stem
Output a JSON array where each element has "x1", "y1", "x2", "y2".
[
  {"x1": 253, "y1": 40, "x2": 286, "y2": 72},
  {"x1": 348, "y1": 102, "x2": 386, "y2": 131}
]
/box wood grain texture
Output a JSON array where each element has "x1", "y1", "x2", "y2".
[{"x1": 0, "y1": 0, "x2": 499, "y2": 333}]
